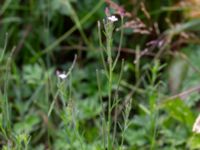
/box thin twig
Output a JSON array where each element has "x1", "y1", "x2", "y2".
[{"x1": 164, "y1": 85, "x2": 200, "y2": 101}]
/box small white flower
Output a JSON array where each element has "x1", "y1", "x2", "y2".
[
  {"x1": 58, "y1": 74, "x2": 67, "y2": 79},
  {"x1": 56, "y1": 70, "x2": 67, "y2": 79},
  {"x1": 108, "y1": 15, "x2": 118, "y2": 22},
  {"x1": 193, "y1": 114, "x2": 200, "y2": 134}
]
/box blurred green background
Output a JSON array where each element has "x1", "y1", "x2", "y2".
[{"x1": 0, "y1": 0, "x2": 200, "y2": 149}]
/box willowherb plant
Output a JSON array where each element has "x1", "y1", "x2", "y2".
[
  {"x1": 48, "y1": 55, "x2": 86, "y2": 149},
  {"x1": 97, "y1": 7, "x2": 127, "y2": 148}
]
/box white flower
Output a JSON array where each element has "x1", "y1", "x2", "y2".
[
  {"x1": 56, "y1": 70, "x2": 67, "y2": 79},
  {"x1": 193, "y1": 114, "x2": 200, "y2": 133},
  {"x1": 108, "y1": 15, "x2": 118, "y2": 22},
  {"x1": 58, "y1": 74, "x2": 67, "y2": 79}
]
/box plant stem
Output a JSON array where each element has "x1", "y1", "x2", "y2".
[{"x1": 108, "y1": 59, "x2": 113, "y2": 149}]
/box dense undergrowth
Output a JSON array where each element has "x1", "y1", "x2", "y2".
[{"x1": 0, "y1": 0, "x2": 200, "y2": 149}]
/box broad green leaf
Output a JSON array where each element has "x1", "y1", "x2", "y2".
[
  {"x1": 188, "y1": 134, "x2": 200, "y2": 149},
  {"x1": 162, "y1": 98, "x2": 195, "y2": 127},
  {"x1": 77, "y1": 96, "x2": 102, "y2": 120},
  {"x1": 23, "y1": 64, "x2": 43, "y2": 85}
]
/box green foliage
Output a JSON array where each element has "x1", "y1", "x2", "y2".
[
  {"x1": 162, "y1": 98, "x2": 195, "y2": 128},
  {"x1": 188, "y1": 134, "x2": 200, "y2": 149},
  {"x1": 0, "y1": 0, "x2": 200, "y2": 149}
]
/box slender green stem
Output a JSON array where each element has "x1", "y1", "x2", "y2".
[
  {"x1": 113, "y1": 17, "x2": 124, "y2": 70},
  {"x1": 98, "y1": 21, "x2": 108, "y2": 77},
  {"x1": 3, "y1": 47, "x2": 15, "y2": 131},
  {"x1": 112, "y1": 59, "x2": 124, "y2": 146},
  {"x1": 102, "y1": 20, "x2": 114, "y2": 150},
  {"x1": 47, "y1": 91, "x2": 59, "y2": 117},
  {"x1": 0, "y1": 33, "x2": 8, "y2": 62},
  {"x1": 108, "y1": 59, "x2": 113, "y2": 149},
  {"x1": 96, "y1": 69, "x2": 106, "y2": 149},
  {"x1": 48, "y1": 55, "x2": 77, "y2": 117}
]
